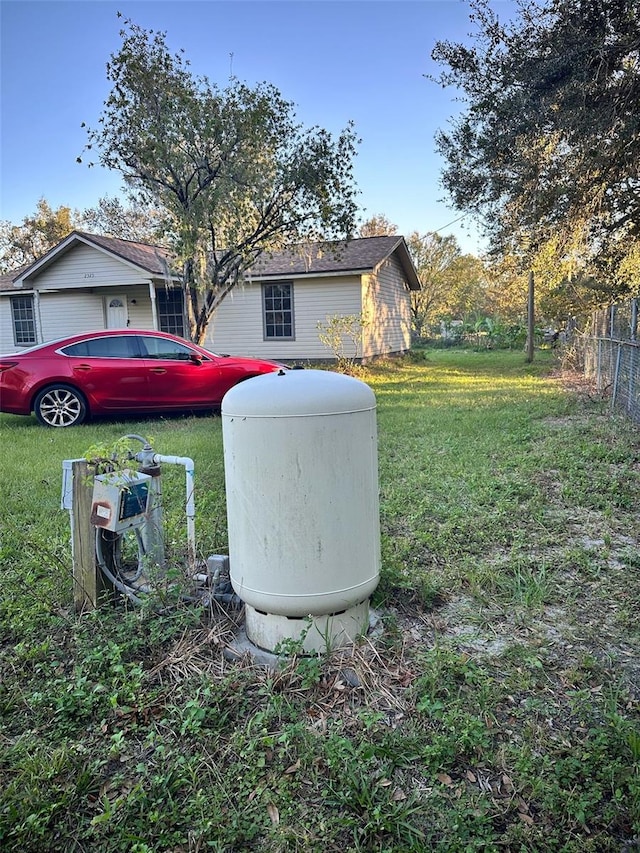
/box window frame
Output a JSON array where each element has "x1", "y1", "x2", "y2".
[
  {"x1": 10, "y1": 295, "x2": 37, "y2": 347},
  {"x1": 262, "y1": 281, "x2": 295, "y2": 341},
  {"x1": 156, "y1": 288, "x2": 186, "y2": 338}
]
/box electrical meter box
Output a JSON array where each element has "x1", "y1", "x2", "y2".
[{"x1": 91, "y1": 470, "x2": 151, "y2": 533}]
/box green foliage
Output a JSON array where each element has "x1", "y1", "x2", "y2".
[
  {"x1": 459, "y1": 317, "x2": 529, "y2": 350},
  {"x1": 317, "y1": 313, "x2": 367, "y2": 372},
  {"x1": 0, "y1": 198, "x2": 77, "y2": 273},
  {"x1": 79, "y1": 195, "x2": 166, "y2": 244},
  {"x1": 83, "y1": 435, "x2": 145, "y2": 473},
  {"x1": 432, "y1": 0, "x2": 640, "y2": 307},
  {"x1": 407, "y1": 231, "x2": 486, "y2": 335}
]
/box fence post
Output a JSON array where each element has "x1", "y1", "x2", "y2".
[
  {"x1": 526, "y1": 269, "x2": 535, "y2": 363},
  {"x1": 597, "y1": 338, "x2": 603, "y2": 392},
  {"x1": 629, "y1": 342, "x2": 638, "y2": 418},
  {"x1": 611, "y1": 342, "x2": 622, "y2": 410}
]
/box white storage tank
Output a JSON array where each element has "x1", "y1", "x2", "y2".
[{"x1": 221, "y1": 368, "x2": 381, "y2": 653}]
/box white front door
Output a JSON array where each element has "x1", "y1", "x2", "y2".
[{"x1": 106, "y1": 295, "x2": 128, "y2": 328}]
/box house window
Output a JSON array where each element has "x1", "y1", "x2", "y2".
[
  {"x1": 157, "y1": 288, "x2": 185, "y2": 337},
  {"x1": 10, "y1": 295, "x2": 36, "y2": 346},
  {"x1": 263, "y1": 282, "x2": 294, "y2": 339}
]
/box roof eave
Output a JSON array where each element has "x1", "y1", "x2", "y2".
[
  {"x1": 14, "y1": 231, "x2": 86, "y2": 285},
  {"x1": 246, "y1": 267, "x2": 370, "y2": 282},
  {"x1": 372, "y1": 237, "x2": 421, "y2": 291},
  {"x1": 15, "y1": 231, "x2": 179, "y2": 286}
]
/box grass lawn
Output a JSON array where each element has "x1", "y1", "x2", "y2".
[{"x1": 0, "y1": 348, "x2": 639, "y2": 852}]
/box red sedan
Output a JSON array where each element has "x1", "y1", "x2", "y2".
[{"x1": 0, "y1": 329, "x2": 287, "y2": 427}]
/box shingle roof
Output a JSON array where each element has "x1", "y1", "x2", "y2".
[
  {"x1": 0, "y1": 232, "x2": 421, "y2": 292},
  {"x1": 73, "y1": 231, "x2": 174, "y2": 276},
  {"x1": 0, "y1": 265, "x2": 30, "y2": 291},
  {"x1": 0, "y1": 232, "x2": 176, "y2": 291},
  {"x1": 248, "y1": 236, "x2": 416, "y2": 282}
]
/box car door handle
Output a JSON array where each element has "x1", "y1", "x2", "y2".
[
  {"x1": 150, "y1": 368, "x2": 167, "y2": 374},
  {"x1": 73, "y1": 364, "x2": 92, "y2": 371}
]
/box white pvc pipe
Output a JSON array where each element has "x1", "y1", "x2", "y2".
[{"x1": 152, "y1": 454, "x2": 196, "y2": 571}]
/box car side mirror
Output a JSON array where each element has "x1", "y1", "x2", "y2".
[{"x1": 189, "y1": 353, "x2": 203, "y2": 365}]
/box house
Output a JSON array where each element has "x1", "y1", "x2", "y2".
[{"x1": 0, "y1": 231, "x2": 421, "y2": 360}]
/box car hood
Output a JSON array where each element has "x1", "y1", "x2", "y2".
[{"x1": 218, "y1": 355, "x2": 291, "y2": 370}]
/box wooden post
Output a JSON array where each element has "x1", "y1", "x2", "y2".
[
  {"x1": 526, "y1": 269, "x2": 535, "y2": 363},
  {"x1": 71, "y1": 460, "x2": 109, "y2": 611}
]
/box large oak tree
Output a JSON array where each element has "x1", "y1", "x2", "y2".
[
  {"x1": 82, "y1": 18, "x2": 360, "y2": 344},
  {"x1": 431, "y1": 0, "x2": 640, "y2": 309}
]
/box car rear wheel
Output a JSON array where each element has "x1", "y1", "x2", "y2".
[{"x1": 34, "y1": 384, "x2": 88, "y2": 427}]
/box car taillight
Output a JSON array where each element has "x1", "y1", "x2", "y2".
[{"x1": 0, "y1": 361, "x2": 18, "y2": 374}]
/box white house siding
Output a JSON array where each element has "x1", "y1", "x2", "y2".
[
  {"x1": 0, "y1": 299, "x2": 19, "y2": 351},
  {"x1": 206, "y1": 275, "x2": 363, "y2": 360},
  {"x1": 0, "y1": 284, "x2": 157, "y2": 350},
  {"x1": 39, "y1": 291, "x2": 105, "y2": 341},
  {"x1": 27, "y1": 243, "x2": 155, "y2": 291},
  {"x1": 362, "y1": 257, "x2": 411, "y2": 358},
  {"x1": 39, "y1": 285, "x2": 155, "y2": 340},
  {"x1": 120, "y1": 286, "x2": 156, "y2": 330}
]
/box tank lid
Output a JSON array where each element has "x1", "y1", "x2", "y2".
[{"x1": 222, "y1": 369, "x2": 376, "y2": 417}]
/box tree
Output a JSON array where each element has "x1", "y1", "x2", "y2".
[
  {"x1": 407, "y1": 231, "x2": 458, "y2": 336},
  {"x1": 476, "y1": 255, "x2": 528, "y2": 324},
  {"x1": 431, "y1": 0, "x2": 640, "y2": 307},
  {"x1": 441, "y1": 253, "x2": 490, "y2": 321},
  {"x1": 82, "y1": 18, "x2": 359, "y2": 344},
  {"x1": 358, "y1": 214, "x2": 398, "y2": 237},
  {"x1": 406, "y1": 231, "x2": 485, "y2": 336},
  {"x1": 0, "y1": 195, "x2": 170, "y2": 275},
  {"x1": 79, "y1": 196, "x2": 167, "y2": 244},
  {"x1": 0, "y1": 198, "x2": 77, "y2": 273}
]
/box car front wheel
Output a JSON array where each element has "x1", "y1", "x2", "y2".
[{"x1": 34, "y1": 384, "x2": 88, "y2": 427}]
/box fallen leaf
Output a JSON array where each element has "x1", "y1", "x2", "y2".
[
  {"x1": 501, "y1": 774, "x2": 515, "y2": 793},
  {"x1": 466, "y1": 770, "x2": 477, "y2": 783},
  {"x1": 518, "y1": 813, "x2": 534, "y2": 826},
  {"x1": 285, "y1": 759, "x2": 301, "y2": 774},
  {"x1": 267, "y1": 803, "x2": 279, "y2": 825},
  {"x1": 392, "y1": 788, "x2": 407, "y2": 801},
  {"x1": 437, "y1": 772, "x2": 453, "y2": 786}
]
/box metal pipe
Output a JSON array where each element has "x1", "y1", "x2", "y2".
[{"x1": 612, "y1": 342, "x2": 622, "y2": 410}]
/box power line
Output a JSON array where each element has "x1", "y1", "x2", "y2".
[{"x1": 433, "y1": 214, "x2": 466, "y2": 233}]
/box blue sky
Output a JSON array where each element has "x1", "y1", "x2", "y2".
[{"x1": 0, "y1": 0, "x2": 515, "y2": 254}]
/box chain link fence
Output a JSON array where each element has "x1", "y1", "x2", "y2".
[{"x1": 580, "y1": 299, "x2": 640, "y2": 423}]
